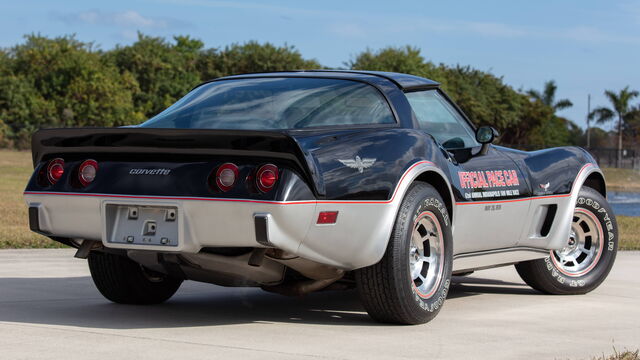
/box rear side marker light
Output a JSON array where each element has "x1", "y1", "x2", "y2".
[
  {"x1": 317, "y1": 211, "x2": 339, "y2": 224},
  {"x1": 215, "y1": 163, "x2": 239, "y2": 192},
  {"x1": 78, "y1": 159, "x2": 98, "y2": 187},
  {"x1": 46, "y1": 158, "x2": 65, "y2": 185},
  {"x1": 256, "y1": 164, "x2": 278, "y2": 193}
]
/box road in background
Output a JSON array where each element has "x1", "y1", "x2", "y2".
[{"x1": 1, "y1": 249, "x2": 638, "y2": 359}]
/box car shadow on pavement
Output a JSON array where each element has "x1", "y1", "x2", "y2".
[
  {"x1": 0, "y1": 275, "x2": 538, "y2": 329},
  {"x1": 448, "y1": 276, "x2": 539, "y2": 299}
]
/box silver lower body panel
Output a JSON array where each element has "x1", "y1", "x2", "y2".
[
  {"x1": 24, "y1": 164, "x2": 601, "y2": 273},
  {"x1": 24, "y1": 192, "x2": 397, "y2": 270},
  {"x1": 452, "y1": 247, "x2": 549, "y2": 272}
]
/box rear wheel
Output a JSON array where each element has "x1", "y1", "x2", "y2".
[
  {"x1": 516, "y1": 186, "x2": 618, "y2": 294},
  {"x1": 88, "y1": 251, "x2": 183, "y2": 304},
  {"x1": 355, "y1": 183, "x2": 452, "y2": 324}
]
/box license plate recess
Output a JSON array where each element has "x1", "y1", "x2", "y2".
[{"x1": 105, "y1": 204, "x2": 179, "y2": 247}]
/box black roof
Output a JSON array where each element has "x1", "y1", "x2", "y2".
[{"x1": 213, "y1": 70, "x2": 440, "y2": 91}]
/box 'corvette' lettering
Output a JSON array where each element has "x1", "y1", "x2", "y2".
[
  {"x1": 458, "y1": 170, "x2": 520, "y2": 189},
  {"x1": 129, "y1": 168, "x2": 171, "y2": 175}
]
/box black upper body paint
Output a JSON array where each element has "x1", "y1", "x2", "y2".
[{"x1": 25, "y1": 71, "x2": 599, "y2": 203}]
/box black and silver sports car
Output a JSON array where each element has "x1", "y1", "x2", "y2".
[{"x1": 24, "y1": 70, "x2": 618, "y2": 324}]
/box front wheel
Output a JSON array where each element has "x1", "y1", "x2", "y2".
[
  {"x1": 355, "y1": 183, "x2": 453, "y2": 324},
  {"x1": 516, "y1": 186, "x2": 618, "y2": 294}
]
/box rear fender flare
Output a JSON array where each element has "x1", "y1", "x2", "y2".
[
  {"x1": 296, "y1": 160, "x2": 456, "y2": 270},
  {"x1": 376, "y1": 161, "x2": 455, "y2": 259}
]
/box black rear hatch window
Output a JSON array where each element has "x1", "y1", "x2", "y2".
[{"x1": 139, "y1": 77, "x2": 395, "y2": 130}]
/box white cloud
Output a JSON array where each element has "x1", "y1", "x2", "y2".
[
  {"x1": 464, "y1": 22, "x2": 527, "y2": 38},
  {"x1": 119, "y1": 30, "x2": 140, "y2": 41},
  {"x1": 150, "y1": 0, "x2": 640, "y2": 45},
  {"x1": 113, "y1": 10, "x2": 161, "y2": 28},
  {"x1": 153, "y1": 0, "x2": 339, "y2": 18},
  {"x1": 559, "y1": 25, "x2": 640, "y2": 45},
  {"x1": 327, "y1": 23, "x2": 367, "y2": 38},
  {"x1": 621, "y1": 1, "x2": 640, "y2": 24},
  {"x1": 54, "y1": 10, "x2": 190, "y2": 30},
  {"x1": 562, "y1": 26, "x2": 609, "y2": 43}
]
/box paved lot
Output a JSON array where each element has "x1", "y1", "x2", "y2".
[{"x1": 0, "y1": 249, "x2": 638, "y2": 359}]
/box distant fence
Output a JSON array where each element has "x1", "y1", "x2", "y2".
[
  {"x1": 587, "y1": 148, "x2": 640, "y2": 170},
  {"x1": 506, "y1": 144, "x2": 640, "y2": 170}
]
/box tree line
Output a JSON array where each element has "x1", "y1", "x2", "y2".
[{"x1": 0, "y1": 34, "x2": 638, "y2": 152}]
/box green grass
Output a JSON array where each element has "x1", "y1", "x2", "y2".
[
  {"x1": 0, "y1": 150, "x2": 63, "y2": 248},
  {"x1": 588, "y1": 349, "x2": 639, "y2": 360},
  {"x1": 0, "y1": 150, "x2": 638, "y2": 249},
  {"x1": 617, "y1": 216, "x2": 640, "y2": 250},
  {"x1": 602, "y1": 168, "x2": 640, "y2": 192}
]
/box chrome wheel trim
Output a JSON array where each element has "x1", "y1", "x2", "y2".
[
  {"x1": 410, "y1": 211, "x2": 444, "y2": 299},
  {"x1": 551, "y1": 208, "x2": 604, "y2": 277}
]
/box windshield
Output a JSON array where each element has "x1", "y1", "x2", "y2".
[{"x1": 139, "y1": 77, "x2": 396, "y2": 130}]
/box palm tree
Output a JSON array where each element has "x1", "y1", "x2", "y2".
[
  {"x1": 589, "y1": 86, "x2": 639, "y2": 168},
  {"x1": 527, "y1": 80, "x2": 573, "y2": 111}
]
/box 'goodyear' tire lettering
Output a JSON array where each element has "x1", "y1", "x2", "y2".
[{"x1": 515, "y1": 186, "x2": 618, "y2": 295}]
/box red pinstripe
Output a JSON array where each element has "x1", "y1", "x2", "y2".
[
  {"x1": 23, "y1": 160, "x2": 435, "y2": 205},
  {"x1": 23, "y1": 162, "x2": 596, "y2": 206}
]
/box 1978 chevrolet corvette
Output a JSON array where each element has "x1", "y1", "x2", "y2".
[{"x1": 24, "y1": 71, "x2": 618, "y2": 324}]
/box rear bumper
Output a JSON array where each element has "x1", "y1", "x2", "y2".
[{"x1": 24, "y1": 192, "x2": 396, "y2": 270}]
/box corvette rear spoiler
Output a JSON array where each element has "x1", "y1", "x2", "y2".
[{"x1": 31, "y1": 127, "x2": 325, "y2": 195}]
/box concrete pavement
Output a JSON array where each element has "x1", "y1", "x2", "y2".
[{"x1": 0, "y1": 249, "x2": 638, "y2": 359}]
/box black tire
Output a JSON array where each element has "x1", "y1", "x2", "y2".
[
  {"x1": 355, "y1": 183, "x2": 453, "y2": 325},
  {"x1": 515, "y1": 186, "x2": 618, "y2": 295},
  {"x1": 88, "y1": 251, "x2": 183, "y2": 304}
]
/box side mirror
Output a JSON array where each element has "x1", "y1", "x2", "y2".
[{"x1": 476, "y1": 126, "x2": 499, "y2": 155}]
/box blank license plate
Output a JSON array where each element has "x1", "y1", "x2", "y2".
[{"x1": 106, "y1": 205, "x2": 179, "y2": 247}]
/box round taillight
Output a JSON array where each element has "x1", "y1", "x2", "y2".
[
  {"x1": 256, "y1": 164, "x2": 278, "y2": 193},
  {"x1": 215, "y1": 163, "x2": 239, "y2": 192},
  {"x1": 78, "y1": 159, "x2": 98, "y2": 187},
  {"x1": 46, "y1": 158, "x2": 65, "y2": 184}
]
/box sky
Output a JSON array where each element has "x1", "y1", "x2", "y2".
[{"x1": 1, "y1": 0, "x2": 639, "y2": 130}]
